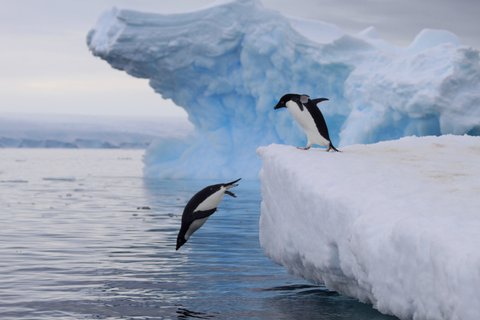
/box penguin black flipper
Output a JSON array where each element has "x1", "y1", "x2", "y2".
[
  {"x1": 304, "y1": 99, "x2": 331, "y2": 142},
  {"x1": 305, "y1": 98, "x2": 340, "y2": 152},
  {"x1": 192, "y1": 208, "x2": 217, "y2": 220},
  {"x1": 225, "y1": 190, "x2": 236, "y2": 198},
  {"x1": 181, "y1": 208, "x2": 217, "y2": 225}
]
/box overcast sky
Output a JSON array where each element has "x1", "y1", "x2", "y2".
[{"x1": 0, "y1": 0, "x2": 478, "y2": 118}]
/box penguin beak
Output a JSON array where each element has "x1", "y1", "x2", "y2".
[
  {"x1": 224, "y1": 178, "x2": 241, "y2": 189},
  {"x1": 274, "y1": 101, "x2": 286, "y2": 109}
]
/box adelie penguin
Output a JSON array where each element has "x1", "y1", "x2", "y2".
[
  {"x1": 176, "y1": 178, "x2": 241, "y2": 250},
  {"x1": 274, "y1": 93, "x2": 340, "y2": 152}
]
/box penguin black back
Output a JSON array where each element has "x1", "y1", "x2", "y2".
[{"x1": 304, "y1": 98, "x2": 331, "y2": 142}]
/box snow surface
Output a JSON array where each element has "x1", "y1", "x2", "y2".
[
  {"x1": 87, "y1": 0, "x2": 480, "y2": 178},
  {"x1": 258, "y1": 135, "x2": 480, "y2": 320}
]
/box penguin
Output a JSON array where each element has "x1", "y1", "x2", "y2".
[
  {"x1": 274, "y1": 93, "x2": 339, "y2": 152},
  {"x1": 176, "y1": 178, "x2": 241, "y2": 250}
]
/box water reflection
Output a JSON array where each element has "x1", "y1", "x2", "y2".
[
  {"x1": 176, "y1": 307, "x2": 216, "y2": 319},
  {"x1": 260, "y1": 285, "x2": 398, "y2": 320}
]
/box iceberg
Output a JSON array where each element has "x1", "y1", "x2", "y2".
[
  {"x1": 257, "y1": 135, "x2": 480, "y2": 320},
  {"x1": 87, "y1": 0, "x2": 480, "y2": 178}
]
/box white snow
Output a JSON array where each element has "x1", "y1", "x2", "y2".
[
  {"x1": 87, "y1": 0, "x2": 480, "y2": 179},
  {"x1": 257, "y1": 135, "x2": 480, "y2": 320}
]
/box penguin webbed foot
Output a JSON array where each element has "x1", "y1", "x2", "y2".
[
  {"x1": 327, "y1": 144, "x2": 341, "y2": 152},
  {"x1": 296, "y1": 146, "x2": 311, "y2": 150}
]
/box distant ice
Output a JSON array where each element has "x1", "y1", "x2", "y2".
[
  {"x1": 258, "y1": 135, "x2": 480, "y2": 320},
  {"x1": 0, "y1": 113, "x2": 192, "y2": 149},
  {"x1": 88, "y1": 0, "x2": 480, "y2": 178},
  {"x1": 42, "y1": 177, "x2": 77, "y2": 182},
  {"x1": 0, "y1": 179, "x2": 29, "y2": 184}
]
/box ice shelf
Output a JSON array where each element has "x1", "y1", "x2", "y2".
[{"x1": 258, "y1": 135, "x2": 480, "y2": 320}]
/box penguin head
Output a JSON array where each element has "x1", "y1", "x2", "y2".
[
  {"x1": 274, "y1": 93, "x2": 309, "y2": 109},
  {"x1": 203, "y1": 178, "x2": 242, "y2": 197}
]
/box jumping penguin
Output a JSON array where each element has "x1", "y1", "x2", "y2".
[
  {"x1": 274, "y1": 93, "x2": 339, "y2": 152},
  {"x1": 176, "y1": 178, "x2": 241, "y2": 250}
]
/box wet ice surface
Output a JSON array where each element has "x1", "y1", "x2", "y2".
[{"x1": 0, "y1": 149, "x2": 396, "y2": 319}]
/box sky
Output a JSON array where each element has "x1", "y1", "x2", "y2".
[{"x1": 0, "y1": 0, "x2": 478, "y2": 118}]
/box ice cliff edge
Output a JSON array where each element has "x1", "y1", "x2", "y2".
[
  {"x1": 87, "y1": 0, "x2": 480, "y2": 179},
  {"x1": 257, "y1": 135, "x2": 480, "y2": 320}
]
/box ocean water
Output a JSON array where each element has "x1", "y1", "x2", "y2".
[{"x1": 0, "y1": 149, "x2": 397, "y2": 320}]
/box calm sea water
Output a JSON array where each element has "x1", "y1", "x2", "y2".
[{"x1": 0, "y1": 149, "x2": 397, "y2": 320}]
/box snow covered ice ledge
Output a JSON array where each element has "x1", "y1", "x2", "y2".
[{"x1": 257, "y1": 135, "x2": 480, "y2": 320}]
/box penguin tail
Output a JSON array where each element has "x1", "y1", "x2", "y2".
[{"x1": 327, "y1": 143, "x2": 341, "y2": 152}]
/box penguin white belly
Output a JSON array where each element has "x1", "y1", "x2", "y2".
[
  {"x1": 195, "y1": 189, "x2": 225, "y2": 211},
  {"x1": 185, "y1": 217, "x2": 208, "y2": 240},
  {"x1": 286, "y1": 101, "x2": 329, "y2": 146},
  {"x1": 306, "y1": 128, "x2": 329, "y2": 146}
]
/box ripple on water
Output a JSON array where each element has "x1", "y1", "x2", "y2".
[{"x1": 0, "y1": 149, "x2": 397, "y2": 320}]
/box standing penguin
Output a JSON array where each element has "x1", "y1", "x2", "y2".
[
  {"x1": 274, "y1": 93, "x2": 339, "y2": 151},
  {"x1": 176, "y1": 178, "x2": 241, "y2": 250}
]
